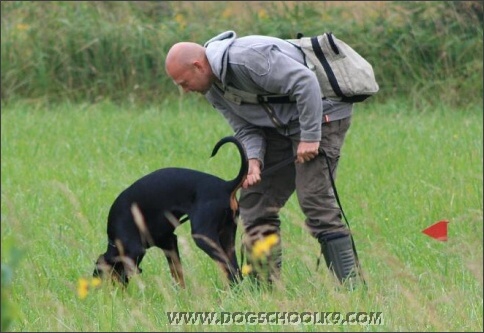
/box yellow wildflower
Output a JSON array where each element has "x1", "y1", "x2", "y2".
[
  {"x1": 174, "y1": 13, "x2": 186, "y2": 29},
  {"x1": 252, "y1": 234, "x2": 279, "y2": 259},
  {"x1": 264, "y1": 234, "x2": 279, "y2": 247},
  {"x1": 241, "y1": 264, "x2": 253, "y2": 276},
  {"x1": 90, "y1": 277, "x2": 102, "y2": 288},
  {"x1": 77, "y1": 278, "x2": 89, "y2": 299},
  {"x1": 77, "y1": 277, "x2": 102, "y2": 299},
  {"x1": 258, "y1": 9, "x2": 268, "y2": 20},
  {"x1": 222, "y1": 8, "x2": 233, "y2": 19},
  {"x1": 16, "y1": 23, "x2": 29, "y2": 31}
]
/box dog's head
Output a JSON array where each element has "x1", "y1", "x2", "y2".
[{"x1": 93, "y1": 254, "x2": 140, "y2": 287}]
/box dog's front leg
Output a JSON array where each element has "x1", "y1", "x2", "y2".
[
  {"x1": 161, "y1": 234, "x2": 185, "y2": 288},
  {"x1": 164, "y1": 251, "x2": 185, "y2": 288}
]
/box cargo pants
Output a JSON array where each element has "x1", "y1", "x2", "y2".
[{"x1": 239, "y1": 116, "x2": 353, "y2": 281}]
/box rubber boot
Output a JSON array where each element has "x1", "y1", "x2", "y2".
[{"x1": 319, "y1": 234, "x2": 362, "y2": 290}]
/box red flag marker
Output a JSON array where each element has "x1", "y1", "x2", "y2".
[{"x1": 422, "y1": 220, "x2": 449, "y2": 241}]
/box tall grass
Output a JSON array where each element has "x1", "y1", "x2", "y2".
[
  {"x1": 1, "y1": 1, "x2": 482, "y2": 106},
  {"x1": 1, "y1": 98, "x2": 482, "y2": 331}
]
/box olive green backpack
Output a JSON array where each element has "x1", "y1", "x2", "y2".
[{"x1": 216, "y1": 31, "x2": 379, "y2": 105}]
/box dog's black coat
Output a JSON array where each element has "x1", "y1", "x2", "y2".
[{"x1": 93, "y1": 136, "x2": 248, "y2": 287}]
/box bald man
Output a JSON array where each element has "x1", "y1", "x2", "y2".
[{"x1": 165, "y1": 31, "x2": 362, "y2": 288}]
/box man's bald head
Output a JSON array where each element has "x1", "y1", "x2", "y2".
[
  {"x1": 165, "y1": 42, "x2": 205, "y2": 72},
  {"x1": 165, "y1": 42, "x2": 215, "y2": 94}
]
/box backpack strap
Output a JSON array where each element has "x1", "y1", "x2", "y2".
[
  {"x1": 214, "y1": 82, "x2": 290, "y2": 130},
  {"x1": 214, "y1": 82, "x2": 296, "y2": 105}
]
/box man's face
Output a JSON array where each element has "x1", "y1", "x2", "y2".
[{"x1": 170, "y1": 64, "x2": 212, "y2": 95}]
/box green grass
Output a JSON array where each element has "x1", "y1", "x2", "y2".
[{"x1": 1, "y1": 97, "x2": 482, "y2": 332}]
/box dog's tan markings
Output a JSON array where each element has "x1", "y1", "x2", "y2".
[
  {"x1": 131, "y1": 203, "x2": 155, "y2": 247},
  {"x1": 229, "y1": 176, "x2": 245, "y2": 218},
  {"x1": 230, "y1": 191, "x2": 239, "y2": 218},
  {"x1": 164, "y1": 211, "x2": 182, "y2": 228},
  {"x1": 192, "y1": 233, "x2": 233, "y2": 279},
  {"x1": 163, "y1": 249, "x2": 186, "y2": 288},
  {"x1": 113, "y1": 240, "x2": 136, "y2": 274},
  {"x1": 95, "y1": 256, "x2": 113, "y2": 278}
]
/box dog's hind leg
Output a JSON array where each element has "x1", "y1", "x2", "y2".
[{"x1": 159, "y1": 234, "x2": 185, "y2": 288}]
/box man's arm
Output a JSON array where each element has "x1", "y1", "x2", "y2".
[{"x1": 242, "y1": 158, "x2": 262, "y2": 188}]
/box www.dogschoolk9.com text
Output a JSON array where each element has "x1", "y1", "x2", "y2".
[{"x1": 167, "y1": 311, "x2": 384, "y2": 326}]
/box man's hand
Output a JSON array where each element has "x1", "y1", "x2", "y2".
[
  {"x1": 296, "y1": 141, "x2": 320, "y2": 163},
  {"x1": 242, "y1": 158, "x2": 262, "y2": 188}
]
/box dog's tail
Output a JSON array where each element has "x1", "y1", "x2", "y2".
[{"x1": 210, "y1": 136, "x2": 249, "y2": 190}]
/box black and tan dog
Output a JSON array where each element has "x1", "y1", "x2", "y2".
[{"x1": 93, "y1": 136, "x2": 248, "y2": 288}]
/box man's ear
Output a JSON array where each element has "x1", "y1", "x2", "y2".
[{"x1": 193, "y1": 60, "x2": 208, "y2": 73}]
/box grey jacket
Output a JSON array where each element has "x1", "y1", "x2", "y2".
[{"x1": 204, "y1": 31, "x2": 352, "y2": 163}]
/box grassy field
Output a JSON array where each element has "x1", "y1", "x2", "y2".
[{"x1": 1, "y1": 97, "x2": 483, "y2": 332}]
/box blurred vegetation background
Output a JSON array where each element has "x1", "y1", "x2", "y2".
[{"x1": 1, "y1": 1, "x2": 482, "y2": 107}]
